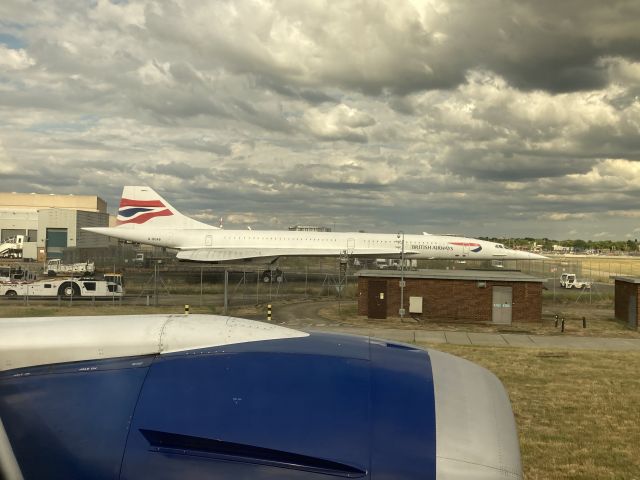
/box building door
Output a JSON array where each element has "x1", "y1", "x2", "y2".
[
  {"x1": 46, "y1": 228, "x2": 68, "y2": 260},
  {"x1": 368, "y1": 280, "x2": 387, "y2": 319},
  {"x1": 629, "y1": 295, "x2": 637, "y2": 329},
  {"x1": 492, "y1": 286, "x2": 513, "y2": 325}
]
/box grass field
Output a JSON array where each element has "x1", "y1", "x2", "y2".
[
  {"x1": 517, "y1": 255, "x2": 640, "y2": 283},
  {"x1": 419, "y1": 344, "x2": 640, "y2": 480},
  {"x1": 317, "y1": 302, "x2": 640, "y2": 338}
]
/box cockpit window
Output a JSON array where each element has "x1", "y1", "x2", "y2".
[{"x1": 496, "y1": 244, "x2": 505, "y2": 248}]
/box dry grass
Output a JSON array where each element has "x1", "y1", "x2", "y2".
[
  {"x1": 519, "y1": 255, "x2": 640, "y2": 283},
  {"x1": 418, "y1": 344, "x2": 640, "y2": 480},
  {"x1": 316, "y1": 302, "x2": 640, "y2": 338},
  {"x1": 0, "y1": 304, "x2": 223, "y2": 318}
]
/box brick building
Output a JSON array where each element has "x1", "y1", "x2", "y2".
[
  {"x1": 356, "y1": 269, "x2": 544, "y2": 324},
  {"x1": 613, "y1": 277, "x2": 640, "y2": 330}
]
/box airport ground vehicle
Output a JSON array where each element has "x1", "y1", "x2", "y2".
[
  {"x1": 0, "y1": 265, "x2": 36, "y2": 282},
  {"x1": 559, "y1": 273, "x2": 592, "y2": 289},
  {"x1": 0, "y1": 277, "x2": 123, "y2": 298},
  {"x1": 45, "y1": 259, "x2": 95, "y2": 276},
  {"x1": 0, "y1": 235, "x2": 23, "y2": 259}
]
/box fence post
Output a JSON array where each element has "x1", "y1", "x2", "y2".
[{"x1": 224, "y1": 269, "x2": 228, "y2": 315}]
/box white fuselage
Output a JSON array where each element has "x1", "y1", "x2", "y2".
[{"x1": 99, "y1": 226, "x2": 541, "y2": 261}]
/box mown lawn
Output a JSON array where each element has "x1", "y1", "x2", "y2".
[{"x1": 418, "y1": 344, "x2": 640, "y2": 480}]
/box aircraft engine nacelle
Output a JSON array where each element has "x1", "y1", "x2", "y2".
[{"x1": 0, "y1": 315, "x2": 522, "y2": 479}]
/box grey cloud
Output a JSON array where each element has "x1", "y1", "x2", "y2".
[
  {"x1": 137, "y1": 0, "x2": 640, "y2": 95},
  {"x1": 444, "y1": 149, "x2": 597, "y2": 181},
  {"x1": 1, "y1": 0, "x2": 640, "y2": 239}
]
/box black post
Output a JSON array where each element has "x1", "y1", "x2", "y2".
[
  {"x1": 561, "y1": 318, "x2": 565, "y2": 333},
  {"x1": 582, "y1": 316, "x2": 586, "y2": 328},
  {"x1": 554, "y1": 314, "x2": 559, "y2": 328}
]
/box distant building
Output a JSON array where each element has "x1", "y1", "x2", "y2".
[
  {"x1": 552, "y1": 245, "x2": 573, "y2": 253},
  {"x1": 288, "y1": 225, "x2": 332, "y2": 232},
  {"x1": 0, "y1": 191, "x2": 110, "y2": 261}
]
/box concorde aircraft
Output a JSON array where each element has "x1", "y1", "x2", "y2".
[
  {"x1": 0, "y1": 314, "x2": 523, "y2": 479},
  {"x1": 84, "y1": 186, "x2": 546, "y2": 267}
]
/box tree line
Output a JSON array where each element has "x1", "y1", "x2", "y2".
[{"x1": 478, "y1": 237, "x2": 640, "y2": 253}]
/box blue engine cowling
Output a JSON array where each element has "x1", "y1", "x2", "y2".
[{"x1": 0, "y1": 330, "x2": 521, "y2": 479}]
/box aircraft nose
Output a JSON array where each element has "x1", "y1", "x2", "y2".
[{"x1": 428, "y1": 349, "x2": 523, "y2": 479}]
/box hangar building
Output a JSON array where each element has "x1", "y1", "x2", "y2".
[
  {"x1": 356, "y1": 269, "x2": 544, "y2": 324},
  {"x1": 613, "y1": 277, "x2": 639, "y2": 330},
  {"x1": 0, "y1": 192, "x2": 110, "y2": 261}
]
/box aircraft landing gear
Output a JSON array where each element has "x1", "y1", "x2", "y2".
[{"x1": 262, "y1": 268, "x2": 284, "y2": 283}]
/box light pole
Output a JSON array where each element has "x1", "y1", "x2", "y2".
[{"x1": 398, "y1": 231, "x2": 405, "y2": 319}]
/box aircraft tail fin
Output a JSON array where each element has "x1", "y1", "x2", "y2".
[{"x1": 117, "y1": 186, "x2": 217, "y2": 229}]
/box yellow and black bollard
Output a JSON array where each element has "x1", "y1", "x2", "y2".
[
  {"x1": 185, "y1": 304, "x2": 190, "y2": 315},
  {"x1": 267, "y1": 304, "x2": 272, "y2": 322}
]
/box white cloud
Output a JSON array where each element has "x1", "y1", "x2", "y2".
[
  {"x1": 303, "y1": 104, "x2": 375, "y2": 142},
  {"x1": 539, "y1": 213, "x2": 591, "y2": 221},
  {"x1": 0, "y1": 141, "x2": 16, "y2": 174},
  {"x1": 0, "y1": 45, "x2": 34, "y2": 70}
]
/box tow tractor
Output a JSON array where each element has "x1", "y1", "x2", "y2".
[
  {"x1": 1, "y1": 276, "x2": 123, "y2": 298},
  {"x1": 559, "y1": 273, "x2": 592, "y2": 289}
]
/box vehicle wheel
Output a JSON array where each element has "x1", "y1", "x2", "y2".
[
  {"x1": 274, "y1": 269, "x2": 284, "y2": 283},
  {"x1": 59, "y1": 283, "x2": 80, "y2": 298},
  {"x1": 5, "y1": 290, "x2": 17, "y2": 297},
  {"x1": 262, "y1": 271, "x2": 272, "y2": 283},
  {"x1": 47, "y1": 270, "x2": 57, "y2": 277}
]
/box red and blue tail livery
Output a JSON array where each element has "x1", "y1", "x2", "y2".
[{"x1": 117, "y1": 198, "x2": 173, "y2": 225}]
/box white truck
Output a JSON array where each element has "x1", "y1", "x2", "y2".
[
  {"x1": 45, "y1": 259, "x2": 95, "y2": 276},
  {"x1": 0, "y1": 277, "x2": 123, "y2": 298},
  {"x1": 560, "y1": 273, "x2": 592, "y2": 289},
  {"x1": 0, "y1": 265, "x2": 37, "y2": 282},
  {"x1": 0, "y1": 235, "x2": 24, "y2": 258}
]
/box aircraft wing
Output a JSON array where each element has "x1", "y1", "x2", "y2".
[{"x1": 176, "y1": 248, "x2": 411, "y2": 262}]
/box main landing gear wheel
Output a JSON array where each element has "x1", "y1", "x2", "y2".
[{"x1": 261, "y1": 269, "x2": 284, "y2": 283}]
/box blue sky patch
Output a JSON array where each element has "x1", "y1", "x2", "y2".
[{"x1": 0, "y1": 33, "x2": 25, "y2": 49}]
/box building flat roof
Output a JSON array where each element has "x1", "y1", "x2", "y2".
[
  {"x1": 0, "y1": 192, "x2": 106, "y2": 213},
  {"x1": 356, "y1": 269, "x2": 545, "y2": 283}
]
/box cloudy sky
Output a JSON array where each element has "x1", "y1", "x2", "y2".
[{"x1": 1, "y1": 0, "x2": 639, "y2": 240}]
